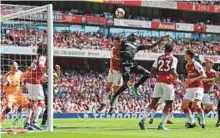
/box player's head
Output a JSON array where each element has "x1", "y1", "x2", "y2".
[
  {"x1": 114, "y1": 37, "x2": 121, "y2": 48},
  {"x1": 127, "y1": 33, "x2": 138, "y2": 42},
  {"x1": 164, "y1": 43, "x2": 173, "y2": 53},
  {"x1": 205, "y1": 58, "x2": 214, "y2": 69},
  {"x1": 37, "y1": 45, "x2": 47, "y2": 56},
  {"x1": 184, "y1": 50, "x2": 194, "y2": 62},
  {"x1": 10, "y1": 61, "x2": 19, "y2": 72}
]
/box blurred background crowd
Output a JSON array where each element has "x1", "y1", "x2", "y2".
[
  {"x1": 1, "y1": 30, "x2": 220, "y2": 55},
  {"x1": 53, "y1": 67, "x2": 220, "y2": 113}
]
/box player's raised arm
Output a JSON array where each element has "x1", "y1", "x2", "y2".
[{"x1": 138, "y1": 35, "x2": 170, "y2": 50}]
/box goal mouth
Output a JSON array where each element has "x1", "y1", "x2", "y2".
[
  {"x1": 1, "y1": 4, "x2": 54, "y2": 132},
  {"x1": 1, "y1": 4, "x2": 49, "y2": 21}
]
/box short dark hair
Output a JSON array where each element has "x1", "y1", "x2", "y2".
[
  {"x1": 185, "y1": 50, "x2": 195, "y2": 58},
  {"x1": 164, "y1": 43, "x2": 173, "y2": 53},
  {"x1": 9, "y1": 60, "x2": 16, "y2": 65},
  {"x1": 37, "y1": 45, "x2": 47, "y2": 55},
  {"x1": 114, "y1": 36, "x2": 120, "y2": 41},
  {"x1": 127, "y1": 33, "x2": 138, "y2": 42}
]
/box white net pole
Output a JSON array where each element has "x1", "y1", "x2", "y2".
[
  {"x1": 0, "y1": 4, "x2": 53, "y2": 133},
  {"x1": 47, "y1": 4, "x2": 53, "y2": 132}
]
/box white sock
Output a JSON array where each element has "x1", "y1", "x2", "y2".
[
  {"x1": 150, "y1": 109, "x2": 156, "y2": 119},
  {"x1": 33, "y1": 106, "x2": 43, "y2": 123},
  {"x1": 160, "y1": 113, "x2": 169, "y2": 126},
  {"x1": 140, "y1": 108, "x2": 151, "y2": 122},
  {"x1": 198, "y1": 111, "x2": 205, "y2": 125},
  {"x1": 25, "y1": 109, "x2": 33, "y2": 124},
  {"x1": 186, "y1": 113, "x2": 195, "y2": 124}
]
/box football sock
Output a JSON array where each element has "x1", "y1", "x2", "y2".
[
  {"x1": 150, "y1": 109, "x2": 156, "y2": 119},
  {"x1": 140, "y1": 108, "x2": 151, "y2": 123},
  {"x1": 110, "y1": 84, "x2": 127, "y2": 107},
  {"x1": 198, "y1": 109, "x2": 205, "y2": 125},
  {"x1": 33, "y1": 106, "x2": 42, "y2": 123},
  {"x1": 25, "y1": 109, "x2": 33, "y2": 124},
  {"x1": 41, "y1": 108, "x2": 47, "y2": 125}
]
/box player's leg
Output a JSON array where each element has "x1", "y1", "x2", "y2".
[
  {"x1": 12, "y1": 93, "x2": 29, "y2": 125},
  {"x1": 216, "y1": 99, "x2": 220, "y2": 127},
  {"x1": 158, "y1": 100, "x2": 173, "y2": 130},
  {"x1": 192, "y1": 100, "x2": 206, "y2": 128},
  {"x1": 192, "y1": 88, "x2": 205, "y2": 129},
  {"x1": 109, "y1": 66, "x2": 129, "y2": 113},
  {"x1": 167, "y1": 113, "x2": 174, "y2": 124},
  {"x1": 97, "y1": 71, "x2": 113, "y2": 113},
  {"x1": 41, "y1": 94, "x2": 48, "y2": 126},
  {"x1": 31, "y1": 100, "x2": 44, "y2": 130},
  {"x1": 139, "y1": 83, "x2": 162, "y2": 130},
  {"x1": 149, "y1": 104, "x2": 158, "y2": 124},
  {"x1": 139, "y1": 98, "x2": 160, "y2": 130},
  {"x1": 24, "y1": 101, "x2": 35, "y2": 130},
  {"x1": 202, "y1": 94, "x2": 215, "y2": 114},
  {"x1": 158, "y1": 83, "x2": 174, "y2": 130},
  {"x1": 131, "y1": 65, "x2": 150, "y2": 96},
  {"x1": 0, "y1": 95, "x2": 14, "y2": 123},
  {"x1": 182, "y1": 89, "x2": 195, "y2": 128},
  {"x1": 26, "y1": 83, "x2": 44, "y2": 130}
]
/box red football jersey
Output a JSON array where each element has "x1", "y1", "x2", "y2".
[
  {"x1": 26, "y1": 55, "x2": 47, "y2": 84},
  {"x1": 111, "y1": 47, "x2": 120, "y2": 71},
  {"x1": 153, "y1": 53, "x2": 178, "y2": 84},
  {"x1": 204, "y1": 69, "x2": 216, "y2": 93},
  {"x1": 186, "y1": 61, "x2": 205, "y2": 88}
]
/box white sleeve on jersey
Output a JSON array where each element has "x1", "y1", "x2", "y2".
[
  {"x1": 152, "y1": 58, "x2": 158, "y2": 68},
  {"x1": 195, "y1": 61, "x2": 206, "y2": 77},
  {"x1": 171, "y1": 57, "x2": 178, "y2": 70},
  {"x1": 39, "y1": 56, "x2": 46, "y2": 67}
]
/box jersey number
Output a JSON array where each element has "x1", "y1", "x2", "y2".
[{"x1": 158, "y1": 60, "x2": 171, "y2": 72}]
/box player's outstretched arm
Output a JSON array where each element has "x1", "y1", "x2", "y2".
[{"x1": 138, "y1": 35, "x2": 169, "y2": 50}]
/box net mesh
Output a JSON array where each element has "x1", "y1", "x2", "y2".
[{"x1": 1, "y1": 4, "x2": 50, "y2": 133}]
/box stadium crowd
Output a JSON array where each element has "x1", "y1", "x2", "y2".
[
  {"x1": 53, "y1": 67, "x2": 220, "y2": 113},
  {"x1": 61, "y1": 8, "x2": 219, "y2": 25},
  {"x1": 1, "y1": 30, "x2": 220, "y2": 55}
]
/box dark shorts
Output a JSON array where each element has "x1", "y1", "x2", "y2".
[{"x1": 121, "y1": 60, "x2": 150, "y2": 82}]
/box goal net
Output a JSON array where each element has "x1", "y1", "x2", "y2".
[{"x1": 0, "y1": 4, "x2": 54, "y2": 133}]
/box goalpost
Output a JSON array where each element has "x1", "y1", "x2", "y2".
[{"x1": 0, "y1": 4, "x2": 54, "y2": 132}]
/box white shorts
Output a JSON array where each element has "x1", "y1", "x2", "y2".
[
  {"x1": 26, "y1": 83, "x2": 44, "y2": 101},
  {"x1": 152, "y1": 82, "x2": 175, "y2": 101},
  {"x1": 107, "y1": 70, "x2": 123, "y2": 86},
  {"x1": 157, "y1": 98, "x2": 165, "y2": 104},
  {"x1": 183, "y1": 88, "x2": 204, "y2": 101},
  {"x1": 202, "y1": 93, "x2": 214, "y2": 106}
]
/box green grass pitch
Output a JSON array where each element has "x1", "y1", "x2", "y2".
[{"x1": 1, "y1": 118, "x2": 220, "y2": 138}]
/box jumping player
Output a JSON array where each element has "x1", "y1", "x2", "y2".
[
  {"x1": 96, "y1": 37, "x2": 122, "y2": 113},
  {"x1": 109, "y1": 34, "x2": 169, "y2": 113},
  {"x1": 24, "y1": 46, "x2": 47, "y2": 130},
  {"x1": 0, "y1": 61, "x2": 29, "y2": 123},
  {"x1": 181, "y1": 50, "x2": 206, "y2": 129},
  {"x1": 139, "y1": 43, "x2": 179, "y2": 130}
]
